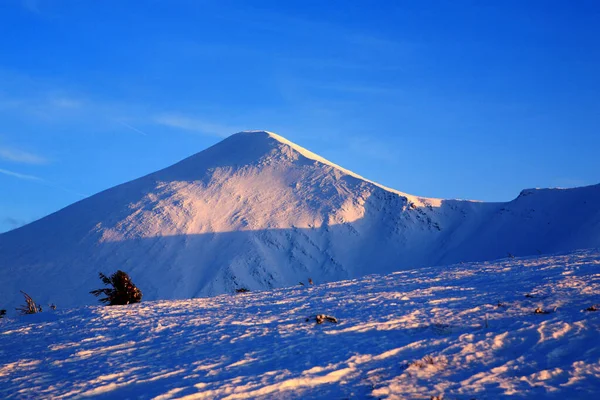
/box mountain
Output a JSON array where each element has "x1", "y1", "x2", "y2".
[{"x1": 1, "y1": 131, "x2": 599, "y2": 310}]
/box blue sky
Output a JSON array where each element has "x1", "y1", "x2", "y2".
[{"x1": 1, "y1": 0, "x2": 599, "y2": 232}]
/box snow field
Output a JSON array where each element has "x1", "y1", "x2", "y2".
[{"x1": 1, "y1": 249, "x2": 599, "y2": 399}]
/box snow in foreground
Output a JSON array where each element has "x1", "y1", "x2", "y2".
[{"x1": 1, "y1": 250, "x2": 600, "y2": 399}]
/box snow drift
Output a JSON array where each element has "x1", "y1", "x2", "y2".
[{"x1": 0, "y1": 130, "x2": 599, "y2": 309}]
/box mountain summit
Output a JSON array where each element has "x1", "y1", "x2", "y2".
[{"x1": 1, "y1": 131, "x2": 599, "y2": 309}]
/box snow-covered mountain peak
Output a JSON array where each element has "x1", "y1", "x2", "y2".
[
  {"x1": 0, "y1": 131, "x2": 599, "y2": 310},
  {"x1": 162, "y1": 130, "x2": 441, "y2": 208},
  {"x1": 168, "y1": 129, "x2": 356, "y2": 174}
]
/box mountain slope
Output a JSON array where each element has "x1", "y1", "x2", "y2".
[
  {"x1": 0, "y1": 131, "x2": 599, "y2": 310},
  {"x1": 2, "y1": 250, "x2": 600, "y2": 399}
]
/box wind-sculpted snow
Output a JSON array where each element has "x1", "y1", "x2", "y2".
[
  {"x1": 1, "y1": 131, "x2": 599, "y2": 309},
  {"x1": 1, "y1": 250, "x2": 599, "y2": 399}
]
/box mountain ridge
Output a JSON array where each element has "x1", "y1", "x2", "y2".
[{"x1": 1, "y1": 131, "x2": 599, "y2": 310}]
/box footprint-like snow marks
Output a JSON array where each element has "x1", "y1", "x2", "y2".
[{"x1": 1, "y1": 249, "x2": 600, "y2": 399}]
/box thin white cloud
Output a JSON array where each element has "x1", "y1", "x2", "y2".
[
  {"x1": 0, "y1": 168, "x2": 88, "y2": 198},
  {"x1": 155, "y1": 114, "x2": 240, "y2": 137},
  {"x1": 0, "y1": 93, "x2": 85, "y2": 120},
  {"x1": 0, "y1": 146, "x2": 48, "y2": 165},
  {"x1": 118, "y1": 121, "x2": 148, "y2": 136},
  {"x1": 0, "y1": 168, "x2": 42, "y2": 181}
]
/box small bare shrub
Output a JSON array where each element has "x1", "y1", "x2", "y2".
[
  {"x1": 16, "y1": 291, "x2": 40, "y2": 315},
  {"x1": 409, "y1": 354, "x2": 448, "y2": 369}
]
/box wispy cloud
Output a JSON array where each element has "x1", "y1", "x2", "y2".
[
  {"x1": 117, "y1": 121, "x2": 148, "y2": 136},
  {"x1": 0, "y1": 146, "x2": 48, "y2": 165},
  {"x1": 0, "y1": 168, "x2": 88, "y2": 198},
  {"x1": 0, "y1": 91, "x2": 86, "y2": 121},
  {"x1": 0, "y1": 167, "x2": 42, "y2": 181},
  {"x1": 155, "y1": 114, "x2": 241, "y2": 137}
]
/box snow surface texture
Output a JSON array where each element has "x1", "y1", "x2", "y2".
[
  {"x1": 1, "y1": 250, "x2": 599, "y2": 399},
  {"x1": 1, "y1": 131, "x2": 600, "y2": 309}
]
